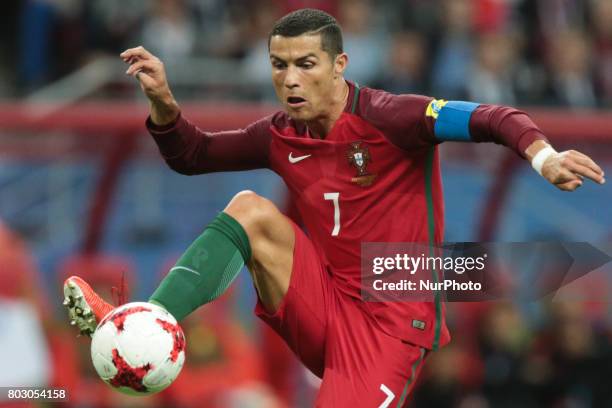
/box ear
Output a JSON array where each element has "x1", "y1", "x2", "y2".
[{"x1": 334, "y1": 53, "x2": 348, "y2": 78}]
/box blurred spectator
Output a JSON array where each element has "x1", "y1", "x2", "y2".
[
  {"x1": 0, "y1": 2, "x2": 19, "y2": 97},
  {"x1": 85, "y1": 0, "x2": 148, "y2": 54},
  {"x1": 544, "y1": 30, "x2": 597, "y2": 109},
  {"x1": 477, "y1": 303, "x2": 534, "y2": 407},
  {"x1": 431, "y1": 0, "x2": 475, "y2": 99},
  {"x1": 18, "y1": 0, "x2": 87, "y2": 93},
  {"x1": 412, "y1": 345, "x2": 482, "y2": 408},
  {"x1": 382, "y1": 0, "x2": 439, "y2": 36},
  {"x1": 472, "y1": 0, "x2": 512, "y2": 34},
  {"x1": 241, "y1": 0, "x2": 284, "y2": 99},
  {"x1": 592, "y1": 0, "x2": 612, "y2": 107},
  {"x1": 536, "y1": 0, "x2": 590, "y2": 42},
  {"x1": 18, "y1": 0, "x2": 58, "y2": 91},
  {"x1": 0, "y1": 221, "x2": 51, "y2": 391},
  {"x1": 531, "y1": 303, "x2": 612, "y2": 406},
  {"x1": 189, "y1": 0, "x2": 249, "y2": 59},
  {"x1": 374, "y1": 31, "x2": 429, "y2": 95},
  {"x1": 467, "y1": 32, "x2": 518, "y2": 105},
  {"x1": 140, "y1": 0, "x2": 198, "y2": 61},
  {"x1": 337, "y1": 0, "x2": 389, "y2": 86}
]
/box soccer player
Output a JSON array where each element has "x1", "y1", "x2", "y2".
[{"x1": 63, "y1": 9, "x2": 605, "y2": 407}]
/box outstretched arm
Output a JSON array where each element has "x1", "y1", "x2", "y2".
[
  {"x1": 369, "y1": 91, "x2": 605, "y2": 192},
  {"x1": 120, "y1": 46, "x2": 271, "y2": 175},
  {"x1": 466, "y1": 103, "x2": 605, "y2": 191}
]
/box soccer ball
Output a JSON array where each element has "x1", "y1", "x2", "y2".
[{"x1": 90, "y1": 302, "x2": 186, "y2": 395}]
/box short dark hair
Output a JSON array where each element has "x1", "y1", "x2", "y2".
[{"x1": 268, "y1": 8, "x2": 343, "y2": 57}]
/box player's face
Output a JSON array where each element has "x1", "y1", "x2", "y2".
[{"x1": 269, "y1": 34, "x2": 345, "y2": 121}]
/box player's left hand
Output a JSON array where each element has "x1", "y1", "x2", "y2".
[{"x1": 541, "y1": 149, "x2": 605, "y2": 191}]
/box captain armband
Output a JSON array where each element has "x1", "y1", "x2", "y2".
[{"x1": 426, "y1": 100, "x2": 480, "y2": 142}]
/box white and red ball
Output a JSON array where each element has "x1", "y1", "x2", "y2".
[{"x1": 90, "y1": 302, "x2": 186, "y2": 395}]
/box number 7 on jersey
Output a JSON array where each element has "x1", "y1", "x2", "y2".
[{"x1": 324, "y1": 192, "x2": 340, "y2": 236}]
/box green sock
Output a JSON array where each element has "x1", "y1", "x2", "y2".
[{"x1": 149, "y1": 212, "x2": 251, "y2": 321}]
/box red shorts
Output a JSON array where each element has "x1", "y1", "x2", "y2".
[{"x1": 255, "y1": 223, "x2": 428, "y2": 407}]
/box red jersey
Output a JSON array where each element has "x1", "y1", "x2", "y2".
[{"x1": 148, "y1": 81, "x2": 545, "y2": 349}]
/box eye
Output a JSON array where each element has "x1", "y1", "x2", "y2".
[
  {"x1": 272, "y1": 61, "x2": 286, "y2": 69},
  {"x1": 300, "y1": 61, "x2": 315, "y2": 69}
]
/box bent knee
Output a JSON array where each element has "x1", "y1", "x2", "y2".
[
  {"x1": 225, "y1": 191, "x2": 295, "y2": 289},
  {"x1": 224, "y1": 190, "x2": 280, "y2": 233}
]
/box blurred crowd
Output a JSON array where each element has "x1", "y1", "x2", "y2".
[
  {"x1": 413, "y1": 302, "x2": 612, "y2": 407},
  {"x1": 0, "y1": 0, "x2": 611, "y2": 108}
]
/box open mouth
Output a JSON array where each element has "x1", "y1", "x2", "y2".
[{"x1": 287, "y1": 96, "x2": 307, "y2": 107}]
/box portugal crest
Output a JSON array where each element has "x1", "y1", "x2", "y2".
[{"x1": 347, "y1": 142, "x2": 376, "y2": 187}]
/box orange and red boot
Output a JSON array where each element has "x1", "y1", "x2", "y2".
[{"x1": 62, "y1": 276, "x2": 114, "y2": 337}]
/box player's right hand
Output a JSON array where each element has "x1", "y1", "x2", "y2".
[{"x1": 120, "y1": 46, "x2": 180, "y2": 125}]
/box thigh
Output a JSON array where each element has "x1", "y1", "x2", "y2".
[
  {"x1": 254, "y1": 221, "x2": 333, "y2": 378},
  {"x1": 316, "y1": 295, "x2": 428, "y2": 408}
]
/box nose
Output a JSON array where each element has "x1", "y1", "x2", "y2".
[{"x1": 284, "y1": 66, "x2": 300, "y2": 89}]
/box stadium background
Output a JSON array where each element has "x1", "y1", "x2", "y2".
[{"x1": 0, "y1": 0, "x2": 611, "y2": 407}]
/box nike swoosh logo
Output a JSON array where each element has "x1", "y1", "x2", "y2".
[
  {"x1": 288, "y1": 152, "x2": 312, "y2": 164},
  {"x1": 169, "y1": 266, "x2": 201, "y2": 276}
]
